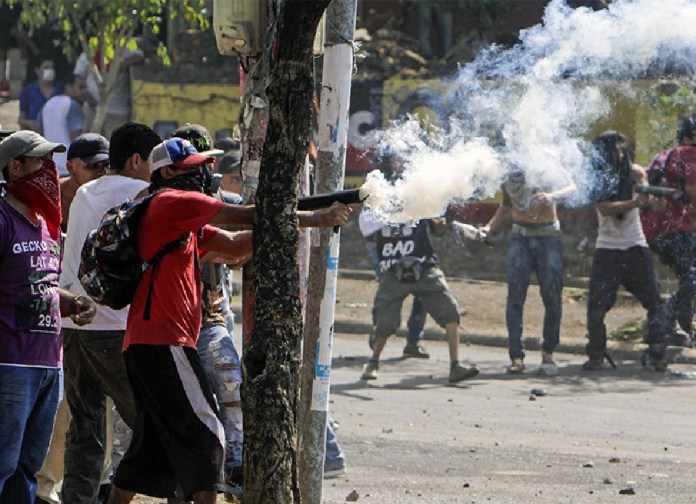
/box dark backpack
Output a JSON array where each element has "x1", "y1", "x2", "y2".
[{"x1": 78, "y1": 193, "x2": 190, "y2": 319}]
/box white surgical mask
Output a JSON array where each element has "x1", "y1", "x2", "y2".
[{"x1": 42, "y1": 68, "x2": 55, "y2": 82}]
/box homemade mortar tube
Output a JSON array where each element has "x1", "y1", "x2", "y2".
[
  {"x1": 634, "y1": 184, "x2": 682, "y2": 199},
  {"x1": 297, "y1": 186, "x2": 370, "y2": 210}
]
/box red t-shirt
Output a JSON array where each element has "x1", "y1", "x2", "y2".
[
  {"x1": 123, "y1": 190, "x2": 225, "y2": 350},
  {"x1": 641, "y1": 145, "x2": 696, "y2": 242}
]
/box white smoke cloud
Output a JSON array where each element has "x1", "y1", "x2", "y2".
[{"x1": 363, "y1": 0, "x2": 696, "y2": 223}]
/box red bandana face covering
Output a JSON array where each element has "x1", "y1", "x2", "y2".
[{"x1": 6, "y1": 160, "x2": 62, "y2": 240}]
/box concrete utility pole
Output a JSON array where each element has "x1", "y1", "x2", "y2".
[{"x1": 298, "y1": 0, "x2": 358, "y2": 502}]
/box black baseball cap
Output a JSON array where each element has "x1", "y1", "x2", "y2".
[
  {"x1": 67, "y1": 133, "x2": 110, "y2": 164},
  {"x1": 171, "y1": 123, "x2": 224, "y2": 157},
  {"x1": 216, "y1": 151, "x2": 241, "y2": 174},
  {"x1": 214, "y1": 136, "x2": 240, "y2": 153}
]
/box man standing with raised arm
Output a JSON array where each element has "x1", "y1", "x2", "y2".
[{"x1": 481, "y1": 167, "x2": 576, "y2": 375}]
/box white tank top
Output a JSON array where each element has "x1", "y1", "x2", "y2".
[{"x1": 595, "y1": 206, "x2": 647, "y2": 249}]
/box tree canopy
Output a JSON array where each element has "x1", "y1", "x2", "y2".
[{"x1": 3, "y1": 0, "x2": 208, "y2": 133}]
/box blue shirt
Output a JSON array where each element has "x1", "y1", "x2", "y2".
[{"x1": 19, "y1": 80, "x2": 64, "y2": 120}]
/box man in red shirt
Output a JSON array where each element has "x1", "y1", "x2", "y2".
[
  {"x1": 640, "y1": 116, "x2": 696, "y2": 347},
  {"x1": 108, "y1": 138, "x2": 351, "y2": 504}
]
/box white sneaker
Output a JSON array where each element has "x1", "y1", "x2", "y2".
[
  {"x1": 361, "y1": 360, "x2": 379, "y2": 380},
  {"x1": 324, "y1": 464, "x2": 347, "y2": 479},
  {"x1": 539, "y1": 352, "x2": 559, "y2": 376}
]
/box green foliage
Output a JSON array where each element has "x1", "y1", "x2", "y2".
[
  {"x1": 608, "y1": 317, "x2": 645, "y2": 343},
  {"x1": 1, "y1": 0, "x2": 207, "y2": 133},
  {"x1": 645, "y1": 80, "x2": 696, "y2": 152},
  {"x1": 655, "y1": 83, "x2": 696, "y2": 113},
  {"x1": 1, "y1": 0, "x2": 208, "y2": 68},
  {"x1": 440, "y1": 0, "x2": 515, "y2": 29}
]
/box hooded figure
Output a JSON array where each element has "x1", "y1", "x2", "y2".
[{"x1": 591, "y1": 130, "x2": 634, "y2": 216}]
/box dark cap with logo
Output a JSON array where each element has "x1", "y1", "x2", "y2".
[
  {"x1": 67, "y1": 133, "x2": 110, "y2": 164},
  {"x1": 171, "y1": 123, "x2": 224, "y2": 157}
]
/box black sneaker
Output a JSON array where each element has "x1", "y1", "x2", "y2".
[
  {"x1": 641, "y1": 350, "x2": 668, "y2": 373},
  {"x1": 403, "y1": 344, "x2": 430, "y2": 359},
  {"x1": 448, "y1": 363, "x2": 479, "y2": 383},
  {"x1": 582, "y1": 358, "x2": 604, "y2": 371}
]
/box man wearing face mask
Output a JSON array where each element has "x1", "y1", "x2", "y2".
[
  {"x1": 0, "y1": 130, "x2": 97, "y2": 504},
  {"x1": 170, "y1": 123, "x2": 245, "y2": 497},
  {"x1": 481, "y1": 166, "x2": 576, "y2": 376},
  {"x1": 107, "y1": 137, "x2": 350, "y2": 503},
  {"x1": 18, "y1": 57, "x2": 63, "y2": 132}
]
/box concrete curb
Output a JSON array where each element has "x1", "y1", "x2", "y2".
[{"x1": 333, "y1": 316, "x2": 696, "y2": 366}]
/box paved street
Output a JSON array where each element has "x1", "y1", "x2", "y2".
[
  {"x1": 322, "y1": 332, "x2": 696, "y2": 504},
  {"x1": 4, "y1": 90, "x2": 696, "y2": 502}
]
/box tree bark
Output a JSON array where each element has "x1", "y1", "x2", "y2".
[{"x1": 243, "y1": 1, "x2": 331, "y2": 503}]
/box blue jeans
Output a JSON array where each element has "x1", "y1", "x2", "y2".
[
  {"x1": 506, "y1": 233, "x2": 564, "y2": 360},
  {"x1": 325, "y1": 418, "x2": 345, "y2": 470},
  {"x1": 0, "y1": 365, "x2": 62, "y2": 503},
  {"x1": 197, "y1": 324, "x2": 243, "y2": 474}
]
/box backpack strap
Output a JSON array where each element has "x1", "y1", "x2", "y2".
[{"x1": 142, "y1": 232, "x2": 192, "y2": 320}]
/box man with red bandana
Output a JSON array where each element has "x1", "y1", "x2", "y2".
[{"x1": 0, "y1": 130, "x2": 97, "y2": 504}]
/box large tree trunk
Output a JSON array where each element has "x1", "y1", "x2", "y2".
[{"x1": 243, "y1": 1, "x2": 331, "y2": 503}]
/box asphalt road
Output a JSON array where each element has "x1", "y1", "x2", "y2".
[
  {"x1": 321, "y1": 331, "x2": 696, "y2": 504},
  {"x1": 6, "y1": 87, "x2": 695, "y2": 503}
]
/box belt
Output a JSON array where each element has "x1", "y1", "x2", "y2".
[{"x1": 511, "y1": 221, "x2": 561, "y2": 237}]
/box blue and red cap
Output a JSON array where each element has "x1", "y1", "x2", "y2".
[{"x1": 149, "y1": 137, "x2": 216, "y2": 172}]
